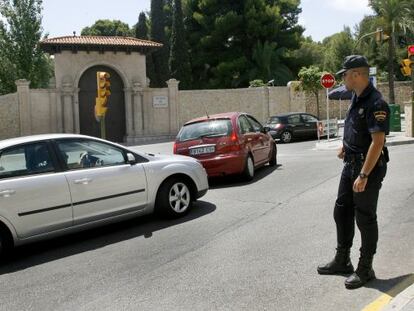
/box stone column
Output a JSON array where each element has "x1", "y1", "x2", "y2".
[
  {"x1": 142, "y1": 88, "x2": 151, "y2": 135},
  {"x1": 405, "y1": 103, "x2": 412, "y2": 137},
  {"x1": 48, "y1": 78, "x2": 58, "y2": 133},
  {"x1": 73, "y1": 87, "x2": 80, "y2": 133},
  {"x1": 61, "y1": 81, "x2": 74, "y2": 133},
  {"x1": 132, "y1": 82, "x2": 144, "y2": 136},
  {"x1": 124, "y1": 87, "x2": 134, "y2": 138},
  {"x1": 167, "y1": 79, "x2": 180, "y2": 135},
  {"x1": 16, "y1": 79, "x2": 31, "y2": 136}
]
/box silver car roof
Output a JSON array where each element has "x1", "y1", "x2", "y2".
[{"x1": 0, "y1": 134, "x2": 126, "y2": 151}]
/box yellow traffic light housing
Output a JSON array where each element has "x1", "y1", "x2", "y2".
[
  {"x1": 95, "y1": 71, "x2": 111, "y2": 118},
  {"x1": 400, "y1": 59, "x2": 412, "y2": 77},
  {"x1": 375, "y1": 28, "x2": 389, "y2": 43}
]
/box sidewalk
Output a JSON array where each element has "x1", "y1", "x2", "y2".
[
  {"x1": 315, "y1": 130, "x2": 414, "y2": 151},
  {"x1": 316, "y1": 131, "x2": 414, "y2": 311},
  {"x1": 382, "y1": 277, "x2": 414, "y2": 311}
]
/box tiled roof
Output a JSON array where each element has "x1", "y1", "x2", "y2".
[{"x1": 40, "y1": 36, "x2": 162, "y2": 54}]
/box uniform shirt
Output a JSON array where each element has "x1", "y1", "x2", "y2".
[{"x1": 343, "y1": 82, "x2": 390, "y2": 155}]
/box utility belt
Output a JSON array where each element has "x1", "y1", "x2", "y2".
[
  {"x1": 344, "y1": 147, "x2": 389, "y2": 166},
  {"x1": 344, "y1": 153, "x2": 365, "y2": 164}
]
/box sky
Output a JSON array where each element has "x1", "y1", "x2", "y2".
[{"x1": 41, "y1": 0, "x2": 374, "y2": 42}]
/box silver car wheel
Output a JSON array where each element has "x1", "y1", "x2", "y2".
[
  {"x1": 281, "y1": 131, "x2": 292, "y2": 143},
  {"x1": 169, "y1": 182, "x2": 191, "y2": 213}
]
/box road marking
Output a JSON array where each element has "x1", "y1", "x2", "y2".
[{"x1": 362, "y1": 274, "x2": 414, "y2": 311}]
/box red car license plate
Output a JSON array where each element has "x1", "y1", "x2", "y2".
[{"x1": 189, "y1": 145, "x2": 215, "y2": 156}]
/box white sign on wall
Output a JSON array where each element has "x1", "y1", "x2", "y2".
[{"x1": 153, "y1": 96, "x2": 168, "y2": 108}]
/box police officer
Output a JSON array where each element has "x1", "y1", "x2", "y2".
[{"x1": 317, "y1": 55, "x2": 390, "y2": 289}]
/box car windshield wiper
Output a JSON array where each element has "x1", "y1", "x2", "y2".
[
  {"x1": 179, "y1": 132, "x2": 226, "y2": 141},
  {"x1": 199, "y1": 132, "x2": 226, "y2": 138}
]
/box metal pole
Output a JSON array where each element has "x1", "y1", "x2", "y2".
[
  {"x1": 411, "y1": 64, "x2": 414, "y2": 137},
  {"x1": 326, "y1": 88, "x2": 330, "y2": 141},
  {"x1": 101, "y1": 117, "x2": 106, "y2": 139}
]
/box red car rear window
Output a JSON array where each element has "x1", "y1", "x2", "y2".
[{"x1": 177, "y1": 119, "x2": 233, "y2": 142}]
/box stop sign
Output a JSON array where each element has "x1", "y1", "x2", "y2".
[{"x1": 321, "y1": 73, "x2": 336, "y2": 89}]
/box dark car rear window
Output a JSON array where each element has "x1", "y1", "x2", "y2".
[
  {"x1": 177, "y1": 119, "x2": 232, "y2": 142},
  {"x1": 267, "y1": 117, "x2": 282, "y2": 124}
]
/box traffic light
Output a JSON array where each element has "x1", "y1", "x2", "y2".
[
  {"x1": 408, "y1": 45, "x2": 414, "y2": 58},
  {"x1": 400, "y1": 45, "x2": 414, "y2": 77},
  {"x1": 400, "y1": 59, "x2": 412, "y2": 76},
  {"x1": 95, "y1": 71, "x2": 111, "y2": 118},
  {"x1": 375, "y1": 28, "x2": 389, "y2": 43}
]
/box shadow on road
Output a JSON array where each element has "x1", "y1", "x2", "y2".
[
  {"x1": 209, "y1": 164, "x2": 281, "y2": 189},
  {"x1": 0, "y1": 201, "x2": 216, "y2": 274},
  {"x1": 365, "y1": 273, "x2": 414, "y2": 296}
]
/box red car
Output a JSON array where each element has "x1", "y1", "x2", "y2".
[{"x1": 173, "y1": 112, "x2": 277, "y2": 180}]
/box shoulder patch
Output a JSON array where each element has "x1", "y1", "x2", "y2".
[{"x1": 374, "y1": 110, "x2": 387, "y2": 122}]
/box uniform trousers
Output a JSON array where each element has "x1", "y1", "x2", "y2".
[{"x1": 334, "y1": 159, "x2": 387, "y2": 257}]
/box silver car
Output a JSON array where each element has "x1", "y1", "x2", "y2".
[{"x1": 0, "y1": 134, "x2": 209, "y2": 258}]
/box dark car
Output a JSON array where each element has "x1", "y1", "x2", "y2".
[
  {"x1": 174, "y1": 112, "x2": 277, "y2": 180},
  {"x1": 264, "y1": 112, "x2": 321, "y2": 143}
]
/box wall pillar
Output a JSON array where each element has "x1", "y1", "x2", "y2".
[
  {"x1": 405, "y1": 103, "x2": 412, "y2": 137},
  {"x1": 142, "y1": 88, "x2": 151, "y2": 135},
  {"x1": 61, "y1": 81, "x2": 74, "y2": 133},
  {"x1": 16, "y1": 79, "x2": 31, "y2": 136},
  {"x1": 124, "y1": 87, "x2": 133, "y2": 138},
  {"x1": 132, "y1": 82, "x2": 144, "y2": 136},
  {"x1": 167, "y1": 79, "x2": 180, "y2": 135},
  {"x1": 73, "y1": 87, "x2": 80, "y2": 133}
]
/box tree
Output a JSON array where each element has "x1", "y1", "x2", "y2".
[
  {"x1": 0, "y1": 0, "x2": 52, "y2": 95},
  {"x1": 249, "y1": 41, "x2": 293, "y2": 85},
  {"x1": 135, "y1": 12, "x2": 149, "y2": 39},
  {"x1": 369, "y1": 0, "x2": 414, "y2": 104},
  {"x1": 286, "y1": 37, "x2": 324, "y2": 77},
  {"x1": 297, "y1": 66, "x2": 324, "y2": 118},
  {"x1": 134, "y1": 12, "x2": 156, "y2": 87},
  {"x1": 169, "y1": 0, "x2": 191, "y2": 89},
  {"x1": 81, "y1": 20, "x2": 132, "y2": 36},
  {"x1": 150, "y1": 0, "x2": 170, "y2": 87},
  {"x1": 185, "y1": 0, "x2": 303, "y2": 89},
  {"x1": 322, "y1": 27, "x2": 355, "y2": 73}
]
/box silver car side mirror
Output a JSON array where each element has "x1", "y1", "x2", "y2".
[{"x1": 126, "y1": 153, "x2": 137, "y2": 165}]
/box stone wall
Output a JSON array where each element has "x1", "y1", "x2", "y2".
[
  {"x1": 0, "y1": 93, "x2": 19, "y2": 140},
  {"x1": 0, "y1": 80, "x2": 412, "y2": 141},
  {"x1": 179, "y1": 86, "x2": 296, "y2": 125},
  {"x1": 179, "y1": 88, "x2": 268, "y2": 125},
  {"x1": 377, "y1": 81, "x2": 411, "y2": 106}
]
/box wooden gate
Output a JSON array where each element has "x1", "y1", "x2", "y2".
[{"x1": 78, "y1": 65, "x2": 126, "y2": 142}]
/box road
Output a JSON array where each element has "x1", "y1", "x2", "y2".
[{"x1": 0, "y1": 139, "x2": 413, "y2": 311}]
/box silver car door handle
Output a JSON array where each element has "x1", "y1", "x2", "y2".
[
  {"x1": 0, "y1": 189, "x2": 16, "y2": 197},
  {"x1": 74, "y1": 178, "x2": 92, "y2": 185}
]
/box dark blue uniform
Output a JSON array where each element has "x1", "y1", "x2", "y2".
[{"x1": 334, "y1": 82, "x2": 389, "y2": 258}]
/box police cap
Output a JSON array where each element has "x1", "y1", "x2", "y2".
[{"x1": 336, "y1": 55, "x2": 370, "y2": 76}]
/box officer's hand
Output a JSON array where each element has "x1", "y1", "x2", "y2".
[
  {"x1": 353, "y1": 177, "x2": 367, "y2": 193},
  {"x1": 337, "y1": 146, "x2": 345, "y2": 159}
]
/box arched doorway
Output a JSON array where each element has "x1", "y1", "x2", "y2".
[{"x1": 78, "y1": 65, "x2": 126, "y2": 142}]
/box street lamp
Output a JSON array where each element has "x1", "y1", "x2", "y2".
[{"x1": 353, "y1": 28, "x2": 388, "y2": 53}]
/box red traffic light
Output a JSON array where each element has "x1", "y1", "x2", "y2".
[{"x1": 408, "y1": 45, "x2": 414, "y2": 56}]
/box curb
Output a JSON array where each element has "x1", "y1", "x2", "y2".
[
  {"x1": 385, "y1": 140, "x2": 414, "y2": 147},
  {"x1": 382, "y1": 281, "x2": 414, "y2": 311}
]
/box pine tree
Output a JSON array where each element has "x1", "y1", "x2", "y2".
[
  {"x1": 135, "y1": 12, "x2": 156, "y2": 87},
  {"x1": 169, "y1": 0, "x2": 191, "y2": 89},
  {"x1": 150, "y1": 0, "x2": 170, "y2": 87},
  {"x1": 135, "y1": 12, "x2": 148, "y2": 39}
]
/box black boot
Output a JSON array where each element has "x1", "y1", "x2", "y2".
[
  {"x1": 345, "y1": 256, "x2": 375, "y2": 289},
  {"x1": 317, "y1": 248, "x2": 354, "y2": 275}
]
